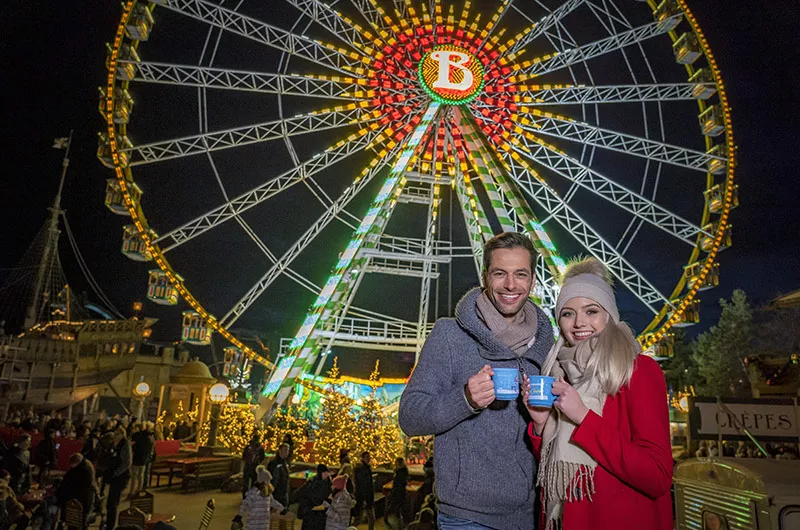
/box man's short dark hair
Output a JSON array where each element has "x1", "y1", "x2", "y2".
[{"x1": 482, "y1": 232, "x2": 537, "y2": 278}]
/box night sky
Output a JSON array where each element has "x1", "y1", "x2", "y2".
[{"x1": 1, "y1": 0, "x2": 798, "y2": 364}]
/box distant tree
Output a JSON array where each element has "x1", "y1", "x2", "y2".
[
  {"x1": 694, "y1": 289, "x2": 753, "y2": 397},
  {"x1": 661, "y1": 329, "x2": 700, "y2": 391}
]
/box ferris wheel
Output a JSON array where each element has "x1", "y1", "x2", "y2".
[{"x1": 100, "y1": 0, "x2": 736, "y2": 413}]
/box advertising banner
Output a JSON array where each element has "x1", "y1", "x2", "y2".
[{"x1": 689, "y1": 396, "x2": 800, "y2": 442}]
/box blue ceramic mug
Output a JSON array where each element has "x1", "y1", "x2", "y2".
[
  {"x1": 492, "y1": 367, "x2": 520, "y2": 400},
  {"x1": 527, "y1": 375, "x2": 556, "y2": 407}
]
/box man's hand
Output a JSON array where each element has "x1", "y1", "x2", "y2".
[
  {"x1": 552, "y1": 378, "x2": 590, "y2": 425},
  {"x1": 520, "y1": 374, "x2": 551, "y2": 435},
  {"x1": 465, "y1": 365, "x2": 495, "y2": 410}
]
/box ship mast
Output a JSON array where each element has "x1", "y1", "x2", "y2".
[{"x1": 23, "y1": 131, "x2": 73, "y2": 328}]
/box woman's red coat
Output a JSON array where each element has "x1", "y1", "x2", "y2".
[{"x1": 529, "y1": 355, "x2": 674, "y2": 530}]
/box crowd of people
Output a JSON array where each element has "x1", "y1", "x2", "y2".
[
  {"x1": 235, "y1": 437, "x2": 439, "y2": 530},
  {"x1": 0, "y1": 409, "x2": 161, "y2": 530}
]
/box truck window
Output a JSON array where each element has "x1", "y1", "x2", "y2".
[
  {"x1": 703, "y1": 510, "x2": 728, "y2": 530},
  {"x1": 780, "y1": 506, "x2": 800, "y2": 530}
]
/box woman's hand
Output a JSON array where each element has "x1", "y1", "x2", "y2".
[
  {"x1": 521, "y1": 374, "x2": 551, "y2": 436},
  {"x1": 552, "y1": 378, "x2": 590, "y2": 425}
]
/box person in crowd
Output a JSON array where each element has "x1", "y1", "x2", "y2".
[
  {"x1": 338, "y1": 449, "x2": 351, "y2": 467},
  {"x1": 153, "y1": 422, "x2": 165, "y2": 441},
  {"x1": 522, "y1": 257, "x2": 673, "y2": 530},
  {"x1": 281, "y1": 434, "x2": 295, "y2": 462},
  {"x1": 324, "y1": 474, "x2": 355, "y2": 530},
  {"x1": 0, "y1": 469, "x2": 28, "y2": 530},
  {"x1": 104, "y1": 426, "x2": 132, "y2": 530},
  {"x1": 399, "y1": 232, "x2": 554, "y2": 530},
  {"x1": 94, "y1": 432, "x2": 116, "y2": 514},
  {"x1": 384, "y1": 456, "x2": 408, "y2": 530},
  {"x1": 420, "y1": 493, "x2": 437, "y2": 525},
  {"x1": 55, "y1": 453, "x2": 98, "y2": 530},
  {"x1": 417, "y1": 457, "x2": 435, "y2": 508},
  {"x1": 1, "y1": 434, "x2": 32, "y2": 495},
  {"x1": 82, "y1": 429, "x2": 101, "y2": 464},
  {"x1": 336, "y1": 463, "x2": 354, "y2": 495},
  {"x1": 232, "y1": 465, "x2": 286, "y2": 530},
  {"x1": 353, "y1": 451, "x2": 375, "y2": 530},
  {"x1": 406, "y1": 508, "x2": 436, "y2": 530},
  {"x1": 267, "y1": 443, "x2": 291, "y2": 508},
  {"x1": 130, "y1": 421, "x2": 154, "y2": 497},
  {"x1": 296, "y1": 463, "x2": 331, "y2": 530},
  {"x1": 37, "y1": 428, "x2": 58, "y2": 483},
  {"x1": 242, "y1": 435, "x2": 265, "y2": 499}
]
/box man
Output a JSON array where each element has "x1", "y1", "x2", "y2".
[
  {"x1": 1, "y1": 434, "x2": 32, "y2": 495},
  {"x1": 353, "y1": 451, "x2": 375, "y2": 530},
  {"x1": 56, "y1": 453, "x2": 98, "y2": 530},
  {"x1": 36, "y1": 429, "x2": 58, "y2": 482},
  {"x1": 295, "y1": 464, "x2": 331, "y2": 530},
  {"x1": 104, "y1": 427, "x2": 131, "y2": 530},
  {"x1": 399, "y1": 232, "x2": 554, "y2": 530},
  {"x1": 241, "y1": 435, "x2": 265, "y2": 499},
  {"x1": 130, "y1": 422, "x2": 154, "y2": 496},
  {"x1": 266, "y1": 443, "x2": 291, "y2": 507}
]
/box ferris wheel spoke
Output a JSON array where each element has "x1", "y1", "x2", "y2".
[
  {"x1": 222, "y1": 141, "x2": 410, "y2": 327},
  {"x1": 497, "y1": 123, "x2": 704, "y2": 246},
  {"x1": 154, "y1": 121, "x2": 396, "y2": 252},
  {"x1": 515, "y1": 82, "x2": 714, "y2": 105},
  {"x1": 127, "y1": 61, "x2": 365, "y2": 100},
  {"x1": 150, "y1": 0, "x2": 367, "y2": 76},
  {"x1": 494, "y1": 0, "x2": 586, "y2": 65},
  {"x1": 283, "y1": 0, "x2": 376, "y2": 53},
  {"x1": 126, "y1": 106, "x2": 376, "y2": 166},
  {"x1": 505, "y1": 106, "x2": 718, "y2": 172},
  {"x1": 347, "y1": 0, "x2": 386, "y2": 33},
  {"x1": 491, "y1": 147, "x2": 669, "y2": 314},
  {"x1": 475, "y1": 0, "x2": 513, "y2": 52},
  {"x1": 512, "y1": 15, "x2": 682, "y2": 80}
]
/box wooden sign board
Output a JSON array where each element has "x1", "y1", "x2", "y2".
[{"x1": 688, "y1": 396, "x2": 800, "y2": 442}]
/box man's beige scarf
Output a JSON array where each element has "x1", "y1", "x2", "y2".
[
  {"x1": 537, "y1": 338, "x2": 607, "y2": 529},
  {"x1": 475, "y1": 291, "x2": 538, "y2": 354}
]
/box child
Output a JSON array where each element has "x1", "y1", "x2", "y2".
[
  {"x1": 325, "y1": 475, "x2": 355, "y2": 530},
  {"x1": 233, "y1": 465, "x2": 285, "y2": 530}
]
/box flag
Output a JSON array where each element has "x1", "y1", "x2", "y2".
[{"x1": 53, "y1": 137, "x2": 70, "y2": 149}]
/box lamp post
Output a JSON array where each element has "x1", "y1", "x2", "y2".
[
  {"x1": 206, "y1": 381, "x2": 229, "y2": 448},
  {"x1": 132, "y1": 380, "x2": 151, "y2": 422}
]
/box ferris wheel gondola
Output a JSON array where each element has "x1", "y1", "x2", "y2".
[{"x1": 100, "y1": 0, "x2": 737, "y2": 413}]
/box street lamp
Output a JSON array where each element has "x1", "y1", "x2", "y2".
[
  {"x1": 206, "y1": 381, "x2": 229, "y2": 448},
  {"x1": 132, "y1": 379, "x2": 151, "y2": 422}
]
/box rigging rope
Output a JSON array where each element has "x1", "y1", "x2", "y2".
[{"x1": 61, "y1": 213, "x2": 126, "y2": 320}]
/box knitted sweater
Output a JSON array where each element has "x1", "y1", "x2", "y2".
[{"x1": 399, "y1": 287, "x2": 554, "y2": 529}]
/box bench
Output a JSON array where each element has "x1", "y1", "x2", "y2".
[{"x1": 182, "y1": 459, "x2": 233, "y2": 492}]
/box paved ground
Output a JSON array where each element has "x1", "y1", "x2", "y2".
[{"x1": 116, "y1": 486, "x2": 399, "y2": 529}]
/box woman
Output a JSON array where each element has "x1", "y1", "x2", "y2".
[
  {"x1": 232, "y1": 465, "x2": 285, "y2": 530},
  {"x1": 522, "y1": 258, "x2": 673, "y2": 530}
]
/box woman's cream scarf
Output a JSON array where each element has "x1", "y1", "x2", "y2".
[{"x1": 537, "y1": 337, "x2": 608, "y2": 529}]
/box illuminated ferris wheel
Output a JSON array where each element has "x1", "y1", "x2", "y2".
[{"x1": 101, "y1": 0, "x2": 737, "y2": 414}]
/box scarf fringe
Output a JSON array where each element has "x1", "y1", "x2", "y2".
[{"x1": 538, "y1": 451, "x2": 597, "y2": 529}]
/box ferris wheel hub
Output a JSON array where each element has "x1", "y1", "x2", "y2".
[{"x1": 418, "y1": 45, "x2": 485, "y2": 106}]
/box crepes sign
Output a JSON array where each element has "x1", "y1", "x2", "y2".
[{"x1": 689, "y1": 397, "x2": 800, "y2": 441}]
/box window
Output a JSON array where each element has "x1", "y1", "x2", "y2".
[
  {"x1": 780, "y1": 505, "x2": 800, "y2": 530},
  {"x1": 702, "y1": 510, "x2": 728, "y2": 530}
]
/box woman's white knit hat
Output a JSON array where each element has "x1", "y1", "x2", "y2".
[{"x1": 556, "y1": 273, "x2": 619, "y2": 323}]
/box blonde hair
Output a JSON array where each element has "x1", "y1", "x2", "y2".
[{"x1": 582, "y1": 321, "x2": 640, "y2": 395}]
